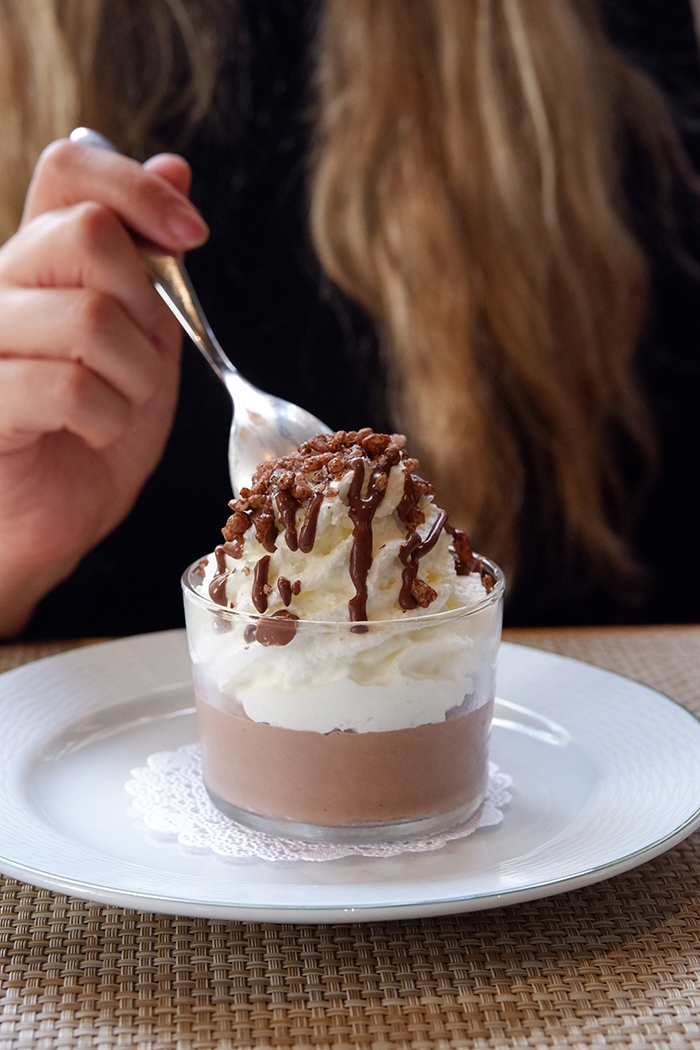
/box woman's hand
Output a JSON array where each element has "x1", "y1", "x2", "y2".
[{"x1": 0, "y1": 138, "x2": 209, "y2": 635}]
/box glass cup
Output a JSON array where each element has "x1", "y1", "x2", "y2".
[{"x1": 182, "y1": 558, "x2": 504, "y2": 844}]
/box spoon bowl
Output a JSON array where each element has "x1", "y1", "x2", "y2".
[{"x1": 69, "y1": 127, "x2": 331, "y2": 494}]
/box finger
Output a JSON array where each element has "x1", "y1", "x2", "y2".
[
  {"x1": 0, "y1": 356, "x2": 131, "y2": 452},
  {"x1": 0, "y1": 200, "x2": 177, "y2": 350},
  {"x1": 0, "y1": 287, "x2": 175, "y2": 407},
  {"x1": 23, "y1": 139, "x2": 208, "y2": 252},
  {"x1": 139, "y1": 155, "x2": 194, "y2": 258},
  {"x1": 144, "y1": 153, "x2": 192, "y2": 196}
]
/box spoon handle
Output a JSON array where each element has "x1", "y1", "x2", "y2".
[
  {"x1": 141, "y1": 251, "x2": 234, "y2": 385},
  {"x1": 68, "y1": 126, "x2": 237, "y2": 387}
]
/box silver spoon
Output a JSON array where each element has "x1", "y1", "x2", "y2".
[{"x1": 69, "y1": 127, "x2": 331, "y2": 494}]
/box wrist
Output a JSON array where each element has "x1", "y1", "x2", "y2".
[{"x1": 0, "y1": 553, "x2": 81, "y2": 637}]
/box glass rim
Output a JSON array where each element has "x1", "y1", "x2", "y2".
[{"x1": 181, "y1": 554, "x2": 505, "y2": 629}]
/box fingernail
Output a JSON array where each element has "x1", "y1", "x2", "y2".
[{"x1": 166, "y1": 206, "x2": 209, "y2": 246}]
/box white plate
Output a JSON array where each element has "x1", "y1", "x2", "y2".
[{"x1": 1, "y1": 630, "x2": 700, "y2": 922}]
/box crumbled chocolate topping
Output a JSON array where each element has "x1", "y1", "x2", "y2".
[
  {"x1": 214, "y1": 429, "x2": 489, "y2": 623},
  {"x1": 411, "y1": 578, "x2": 439, "y2": 608},
  {"x1": 446, "y1": 525, "x2": 478, "y2": 574},
  {"x1": 224, "y1": 430, "x2": 418, "y2": 543},
  {"x1": 446, "y1": 524, "x2": 496, "y2": 591}
]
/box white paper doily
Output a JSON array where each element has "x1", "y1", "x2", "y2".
[{"x1": 125, "y1": 744, "x2": 511, "y2": 862}]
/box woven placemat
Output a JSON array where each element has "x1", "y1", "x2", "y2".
[{"x1": 1, "y1": 628, "x2": 700, "y2": 1049}]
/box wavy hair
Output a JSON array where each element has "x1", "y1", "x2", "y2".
[
  {"x1": 310, "y1": 0, "x2": 686, "y2": 583},
  {"x1": 0, "y1": 0, "x2": 687, "y2": 583},
  {"x1": 0, "y1": 0, "x2": 225, "y2": 241}
]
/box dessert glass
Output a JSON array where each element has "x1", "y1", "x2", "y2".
[{"x1": 182, "y1": 558, "x2": 505, "y2": 844}]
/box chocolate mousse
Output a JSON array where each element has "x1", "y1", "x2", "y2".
[{"x1": 197, "y1": 693, "x2": 494, "y2": 829}]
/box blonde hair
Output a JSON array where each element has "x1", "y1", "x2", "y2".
[
  {"x1": 0, "y1": 0, "x2": 685, "y2": 584},
  {"x1": 310, "y1": 0, "x2": 679, "y2": 583},
  {"x1": 0, "y1": 0, "x2": 224, "y2": 242}
]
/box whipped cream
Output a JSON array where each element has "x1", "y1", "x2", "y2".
[
  {"x1": 184, "y1": 429, "x2": 503, "y2": 734},
  {"x1": 186, "y1": 593, "x2": 500, "y2": 732}
]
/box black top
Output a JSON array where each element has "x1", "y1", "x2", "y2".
[{"x1": 26, "y1": 0, "x2": 700, "y2": 637}]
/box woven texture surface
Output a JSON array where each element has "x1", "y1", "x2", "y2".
[{"x1": 1, "y1": 627, "x2": 700, "y2": 1049}]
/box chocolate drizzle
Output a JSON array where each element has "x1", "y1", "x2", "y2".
[
  {"x1": 258, "y1": 517, "x2": 278, "y2": 554},
  {"x1": 396, "y1": 472, "x2": 426, "y2": 531},
  {"x1": 347, "y1": 458, "x2": 389, "y2": 622},
  {"x1": 275, "y1": 490, "x2": 300, "y2": 551},
  {"x1": 298, "y1": 490, "x2": 324, "y2": 553},
  {"x1": 209, "y1": 546, "x2": 230, "y2": 607},
  {"x1": 252, "y1": 555, "x2": 271, "y2": 613},
  {"x1": 244, "y1": 610, "x2": 299, "y2": 647},
  {"x1": 255, "y1": 610, "x2": 299, "y2": 646},
  {"x1": 277, "y1": 576, "x2": 301, "y2": 607},
  {"x1": 277, "y1": 576, "x2": 292, "y2": 607},
  {"x1": 398, "y1": 509, "x2": 447, "y2": 610}
]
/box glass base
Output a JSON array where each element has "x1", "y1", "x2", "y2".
[{"x1": 206, "y1": 786, "x2": 487, "y2": 844}]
